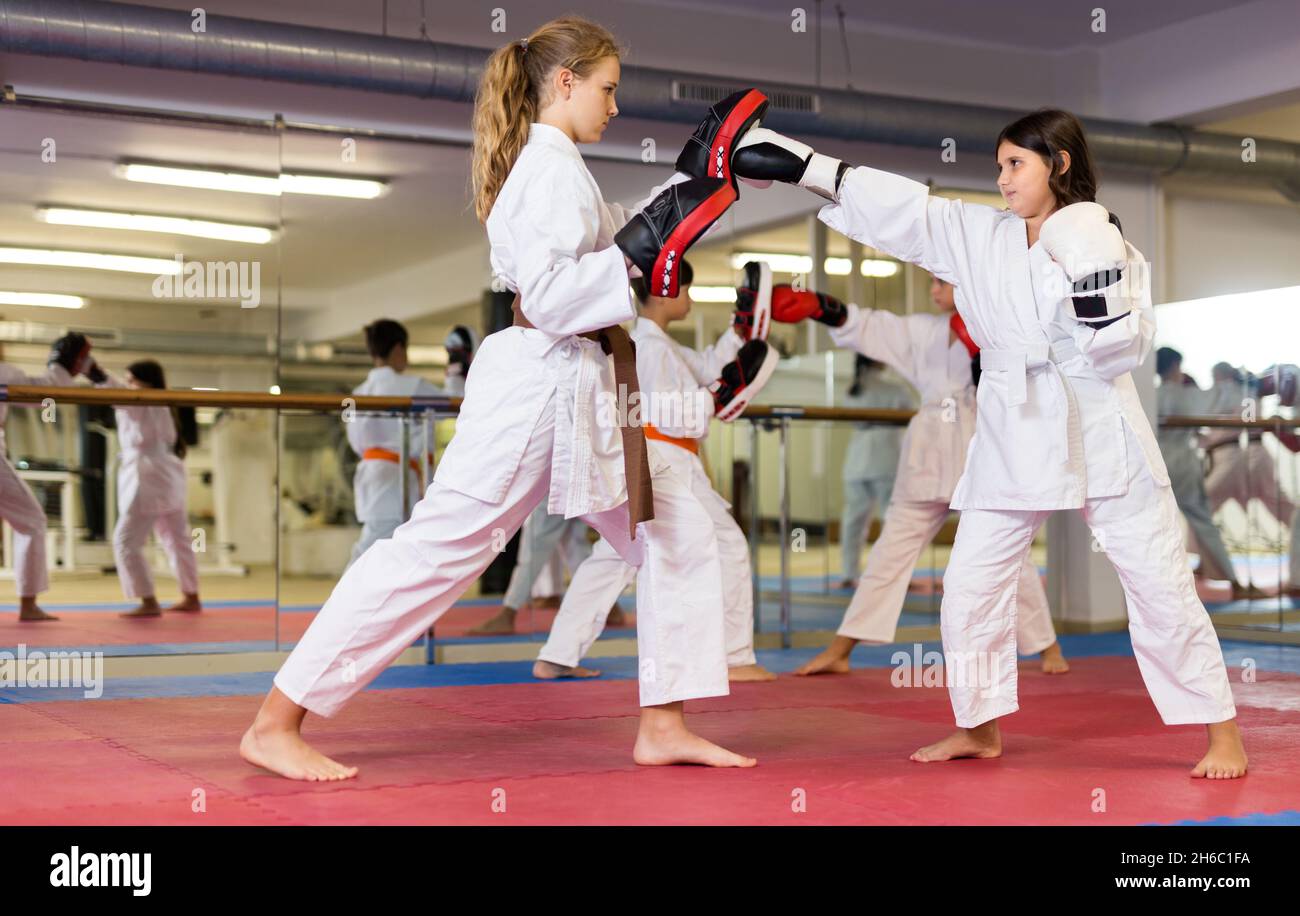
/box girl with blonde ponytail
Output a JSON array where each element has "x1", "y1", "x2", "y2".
[{"x1": 243, "y1": 16, "x2": 756, "y2": 782}]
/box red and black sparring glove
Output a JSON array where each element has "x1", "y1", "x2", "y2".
[
  {"x1": 949, "y1": 311, "x2": 981, "y2": 387},
  {"x1": 732, "y1": 260, "x2": 772, "y2": 341},
  {"x1": 769, "y1": 285, "x2": 848, "y2": 327},
  {"x1": 710, "y1": 339, "x2": 780, "y2": 422},
  {"x1": 616, "y1": 177, "x2": 736, "y2": 299},
  {"x1": 676, "y1": 88, "x2": 769, "y2": 189}
]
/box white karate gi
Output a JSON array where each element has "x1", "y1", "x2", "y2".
[
  {"x1": 1156, "y1": 379, "x2": 1239, "y2": 582},
  {"x1": 839, "y1": 370, "x2": 911, "y2": 580},
  {"x1": 538, "y1": 317, "x2": 755, "y2": 668},
  {"x1": 828, "y1": 306, "x2": 1057, "y2": 655},
  {"x1": 274, "y1": 123, "x2": 728, "y2": 713},
  {"x1": 502, "y1": 503, "x2": 592, "y2": 610},
  {"x1": 0, "y1": 362, "x2": 75, "y2": 597},
  {"x1": 345, "y1": 366, "x2": 445, "y2": 566},
  {"x1": 820, "y1": 165, "x2": 1235, "y2": 727},
  {"x1": 100, "y1": 373, "x2": 200, "y2": 599}
]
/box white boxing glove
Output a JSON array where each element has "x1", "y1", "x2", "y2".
[
  {"x1": 1039, "y1": 202, "x2": 1132, "y2": 323},
  {"x1": 732, "y1": 128, "x2": 850, "y2": 203}
]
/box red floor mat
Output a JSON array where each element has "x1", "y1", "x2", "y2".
[
  {"x1": 4, "y1": 656, "x2": 1297, "y2": 825},
  {"x1": 0, "y1": 604, "x2": 635, "y2": 646}
]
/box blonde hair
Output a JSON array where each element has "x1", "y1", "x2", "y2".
[{"x1": 471, "y1": 17, "x2": 621, "y2": 223}]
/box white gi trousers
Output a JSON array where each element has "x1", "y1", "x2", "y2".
[
  {"x1": 940, "y1": 424, "x2": 1238, "y2": 728},
  {"x1": 503, "y1": 504, "x2": 591, "y2": 609},
  {"x1": 537, "y1": 442, "x2": 754, "y2": 669},
  {"x1": 840, "y1": 476, "x2": 895, "y2": 581},
  {"x1": 113, "y1": 507, "x2": 200, "y2": 599},
  {"x1": 837, "y1": 497, "x2": 1056, "y2": 655},
  {"x1": 275, "y1": 392, "x2": 729, "y2": 714},
  {"x1": 0, "y1": 456, "x2": 49, "y2": 596},
  {"x1": 1166, "y1": 456, "x2": 1238, "y2": 583},
  {"x1": 347, "y1": 516, "x2": 403, "y2": 570}
]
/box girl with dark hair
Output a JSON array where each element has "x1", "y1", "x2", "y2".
[
  {"x1": 732, "y1": 109, "x2": 1246, "y2": 777},
  {"x1": 85, "y1": 356, "x2": 202, "y2": 618}
]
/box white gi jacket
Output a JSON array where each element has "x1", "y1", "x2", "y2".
[
  {"x1": 831, "y1": 308, "x2": 968, "y2": 501},
  {"x1": 629, "y1": 315, "x2": 737, "y2": 490},
  {"x1": 435, "y1": 123, "x2": 679, "y2": 518},
  {"x1": 99, "y1": 372, "x2": 188, "y2": 517},
  {"x1": 347, "y1": 366, "x2": 445, "y2": 522},
  {"x1": 820, "y1": 166, "x2": 1168, "y2": 510}
]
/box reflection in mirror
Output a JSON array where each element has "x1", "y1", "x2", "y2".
[
  {"x1": 0, "y1": 104, "x2": 280, "y2": 655},
  {"x1": 1155, "y1": 286, "x2": 1300, "y2": 632}
]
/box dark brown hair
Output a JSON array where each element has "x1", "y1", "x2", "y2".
[
  {"x1": 996, "y1": 109, "x2": 1098, "y2": 209},
  {"x1": 127, "y1": 359, "x2": 194, "y2": 459}
]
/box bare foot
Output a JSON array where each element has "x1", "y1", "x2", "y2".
[
  {"x1": 1231, "y1": 582, "x2": 1270, "y2": 601},
  {"x1": 794, "y1": 635, "x2": 856, "y2": 676},
  {"x1": 633, "y1": 704, "x2": 756, "y2": 768},
  {"x1": 240, "y1": 688, "x2": 358, "y2": 781},
  {"x1": 911, "y1": 721, "x2": 1002, "y2": 763},
  {"x1": 728, "y1": 663, "x2": 778, "y2": 682},
  {"x1": 529, "y1": 595, "x2": 562, "y2": 610},
  {"x1": 1039, "y1": 641, "x2": 1070, "y2": 674},
  {"x1": 468, "y1": 607, "x2": 517, "y2": 635},
  {"x1": 167, "y1": 594, "x2": 202, "y2": 613},
  {"x1": 533, "y1": 659, "x2": 601, "y2": 679},
  {"x1": 605, "y1": 604, "x2": 628, "y2": 627},
  {"x1": 239, "y1": 723, "x2": 358, "y2": 782},
  {"x1": 18, "y1": 597, "x2": 59, "y2": 621},
  {"x1": 121, "y1": 599, "x2": 162, "y2": 619},
  {"x1": 1191, "y1": 720, "x2": 1248, "y2": 779}
]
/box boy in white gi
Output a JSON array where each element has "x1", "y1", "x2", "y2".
[
  {"x1": 534, "y1": 259, "x2": 778, "y2": 683},
  {"x1": 345, "y1": 319, "x2": 446, "y2": 567}
]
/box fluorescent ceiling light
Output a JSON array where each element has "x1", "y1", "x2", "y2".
[
  {"x1": 117, "y1": 163, "x2": 387, "y2": 199},
  {"x1": 0, "y1": 247, "x2": 181, "y2": 274},
  {"x1": 0, "y1": 291, "x2": 86, "y2": 309},
  {"x1": 730, "y1": 252, "x2": 901, "y2": 278},
  {"x1": 37, "y1": 207, "x2": 276, "y2": 244},
  {"x1": 689, "y1": 286, "x2": 738, "y2": 303},
  {"x1": 730, "y1": 252, "x2": 812, "y2": 274},
  {"x1": 861, "y1": 259, "x2": 900, "y2": 278}
]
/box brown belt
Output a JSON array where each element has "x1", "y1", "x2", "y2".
[{"x1": 513, "y1": 296, "x2": 654, "y2": 539}]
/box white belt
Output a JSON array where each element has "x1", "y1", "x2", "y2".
[
  {"x1": 979, "y1": 338, "x2": 1080, "y2": 466},
  {"x1": 979, "y1": 339, "x2": 1079, "y2": 407}
]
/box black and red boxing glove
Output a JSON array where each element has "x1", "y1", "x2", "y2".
[
  {"x1": 732, "y1": 260, "x2": 772, "y2": 341},
  {"x1": 769, "y1": 285, "x2": 848, "y2": 327},
  {"x1": 616, "y1": 177, "x2": 736, "y2": 299},
  {"x1": 676, "y1": 88, "x2": 769, "y2": 189},
  {"x1": 949, "y1": 312, "x2": 981, "y2": 387}
]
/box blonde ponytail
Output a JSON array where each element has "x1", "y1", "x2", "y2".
[{"x1": 471, "y1": 17, "x2": 621, "y2": 223}]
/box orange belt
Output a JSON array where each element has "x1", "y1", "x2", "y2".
[
  {"x1": 643, "y1": 424, "x2": 699, "y2": 455},
  {"x1": 362, "y1": 446, "x2": 429, "y2": 488}
]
